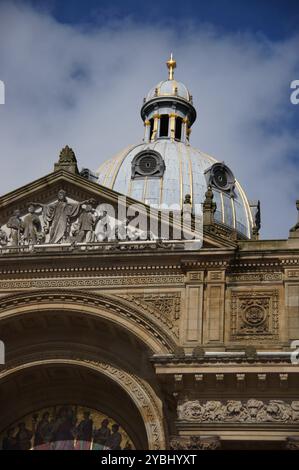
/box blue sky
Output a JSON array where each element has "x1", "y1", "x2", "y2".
[
  {"x1": 30, "y1": 0, "x2": 299, "y2": 40},
  {"x1": 0, "y1": 0, "x2": 298, "y2": 238}
]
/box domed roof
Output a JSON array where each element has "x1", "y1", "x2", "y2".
[
  {"x1": 95, "y1": 55, "x2": 254, "y2": 239},
  {"x1": 96, "y1": 140, "x2": 253, "y2": 238},
  {"x1": 146, "y1": 79, "x2": 191, "y2": 103}
]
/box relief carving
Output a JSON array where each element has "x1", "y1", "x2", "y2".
[
  {"x1": 38, "y1": 190, "x2": 95, "y2": 244},
  {"x1": 229, "y1": 272, "x2": 282, "y2": 282},
  {"x1": 0, "y1": 190, "x2": 156, "y2": 248},
  {"x1": 178, "y1": 399, "x2": 299, "y2": 423},
  {"x1": 0, "y1": 275, "x2": 184, "y2": 291},
  {"x1": 7, "y1": 210, "x2": 24, "y2": 246},
  {"x1": 231, "y1": 290, "x2": 279, "y2": 340},
  {"x1": 118, "y1": 293, "x2": 181, "y2": 338}
]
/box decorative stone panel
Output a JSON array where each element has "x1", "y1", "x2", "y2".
[
  {"x1": 118, "y1": 293, "x2": 181, "y2": 338},
  {"x1": 230, "y1": 290, "x2": 279, "y2": 341}
]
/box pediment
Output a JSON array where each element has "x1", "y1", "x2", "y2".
[
  {"x1": 0, "y1": 169, "x2": 154, "y2": 246},
  {"x1": 0, "y1": 169, "x2": 237, "y2": 251},
  {"x1": 0, "y1": 169, "x2": 142, "y2": 222}
]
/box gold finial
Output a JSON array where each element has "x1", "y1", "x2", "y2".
[{"x1": 166, "y1": 53, "x2": 176, "y2": 80}]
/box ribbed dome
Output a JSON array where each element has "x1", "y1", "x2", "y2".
[
  {"x1": 95, "y1": 55, "x2": 254, "y2": 239},
  {"x1": 146, "y1": 80, "x2": 191, "y2": 103},
  {"x1": 96, "y1": 140, "x2": 253, "y2": 238}
]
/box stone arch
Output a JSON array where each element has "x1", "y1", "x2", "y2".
[
  {"x1": 0, "y1": 290, "x2": 177, "y2": 354},
  {"x1": 0, "y1": 357, "x2": 166, "y2": 450}
]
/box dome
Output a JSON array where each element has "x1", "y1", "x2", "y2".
[
  {"x1": 95, "y1": 55, "x2": 254, "y2": 239},
  {"x1": 146, "y1": 79, "x2": 191, "y2": 103},
  {"x1": 96, "y1": 140, "x2": 253, "y2": 238}
]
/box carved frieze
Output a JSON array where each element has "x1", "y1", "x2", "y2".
[
  {"x1": 230, "y1": 290, "x2": 279, "y2": 341},
  {"x1": 229, "y1": 272, "x2": 282, "y2": 282},
  {"x1": 178, "y1": 399, "x2": 299, "y2": 423},
  {"x1": 170, "y1": 435, "x2": 220, "y2": 450},
  {"x1": 0, "y1": 275, "x2": 184, "y2": 291}
]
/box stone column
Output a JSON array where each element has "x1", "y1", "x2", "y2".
[
  {"x1": 181, "y1": 118, "x2": 188, "y2": 142},
  {"x1": 144, "y1": 120, "x2": 151, "y2": 142},
  {"x1": 169, "y1": 113, "x2": 176, "y2": 140}
]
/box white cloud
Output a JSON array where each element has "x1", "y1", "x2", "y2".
[{"x1": 0, "y1": 1, "x2": 298, "y2": 238}]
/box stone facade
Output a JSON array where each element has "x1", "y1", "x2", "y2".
[{"x1": 0, "y1": 151, "x2": 298, "y2": 450}]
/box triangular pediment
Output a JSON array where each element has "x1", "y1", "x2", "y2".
[
  {"x1": 0, "y1": 169, "x2": 145, "y2": 219},
  {"x1": 0, "y1": 169, "x2": 237, "y2": 250},
  {"x1": 0, "y1": 169, "x2": 156, "y2": 246}
]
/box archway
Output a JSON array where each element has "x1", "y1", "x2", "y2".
[
  {"x1": 0, "y1": 291, "x2": 169, "y2": 449},
  {"x1": 0, "y1": 358, "x2": 165, "y2": 450}
]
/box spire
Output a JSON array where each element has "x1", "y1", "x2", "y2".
[{"x1": 166, "y1": 53, "x2": 176, "y2": 80}]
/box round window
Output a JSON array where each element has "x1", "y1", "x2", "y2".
[
  {"x1": 131, "y1": 150, "x2": 165, "y2": 179},
  {"x1": 208, "y1": 163, "x2": 235, "y2": 193},
  {"x1": 213, "y1": 167, "x2": 228, "y2": 189},
  {"x1": 139, "y1": 155, "x2": 157, "y2": 174}
]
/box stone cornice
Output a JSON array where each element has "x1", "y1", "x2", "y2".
[{"x1": 151, "y1": 353, "x2": 293, "y2": 365}]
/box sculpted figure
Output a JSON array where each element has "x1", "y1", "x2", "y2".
[
  {"x1": 7, "y1": 209, "x2": 24, "y2": 246},
  {"x1": 39, "y1": 190, "x2": 90, "y2": 244},
  {"x1": 290, "y1": 200, "x2": 299, "y2": 232},
  {"x1": 23, "y1": 204, "x2": 43, "y2": 245},
  {"x1": 72, "y1": 204, "x2": 99, "y2": 243},
  {"x1": 0, "y1": 228, "x2": 8, "y2": 246},
  {"x1": 115, "y1": 216, "x2": 139, "y2": 241},
  {"x1": 96, "y1": 210, "x2": 114, "y2": 241}
]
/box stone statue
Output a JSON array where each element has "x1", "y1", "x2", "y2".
[
  {"x1": 95, "y1": 210, "x2": 112, "y2": 241},
  {"x1": 116, "y1": 217, "x2": 140, "y2": 241},
  {"x1": 0, "y1": 228, "x2": 8, "y2": 246},
  {"x1": 72, "y1": 204, "x2": 100, "y2": 243},
  {"x1": 23, "y1": 204, "x2": 44, "y2": 245},
  {"x1": 7, "y1": 210, "x2": 24, "y2": 246},
  {"x1": 115, "y1": 218, "x2": 131, "y2": 241},
  {"x1": 38, "y1": 190, "x2": 90, "y2": 244},
  {"x1": 290, "y1": 200, "x2": 299, "y2": 232}
]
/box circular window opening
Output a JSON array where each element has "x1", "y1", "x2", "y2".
[
  {"x1": 214, "y1": 167, "x2": 228, "y2": 189},
  {"x1": 206, "y1": 162, "x2": 235, "y2": 194},
  {"x1": 131, "y1": 150, "x2": 165, "y2": 179},
  {"x1": 139, "y1": 155, "x2": 157, "y2": 174}
]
